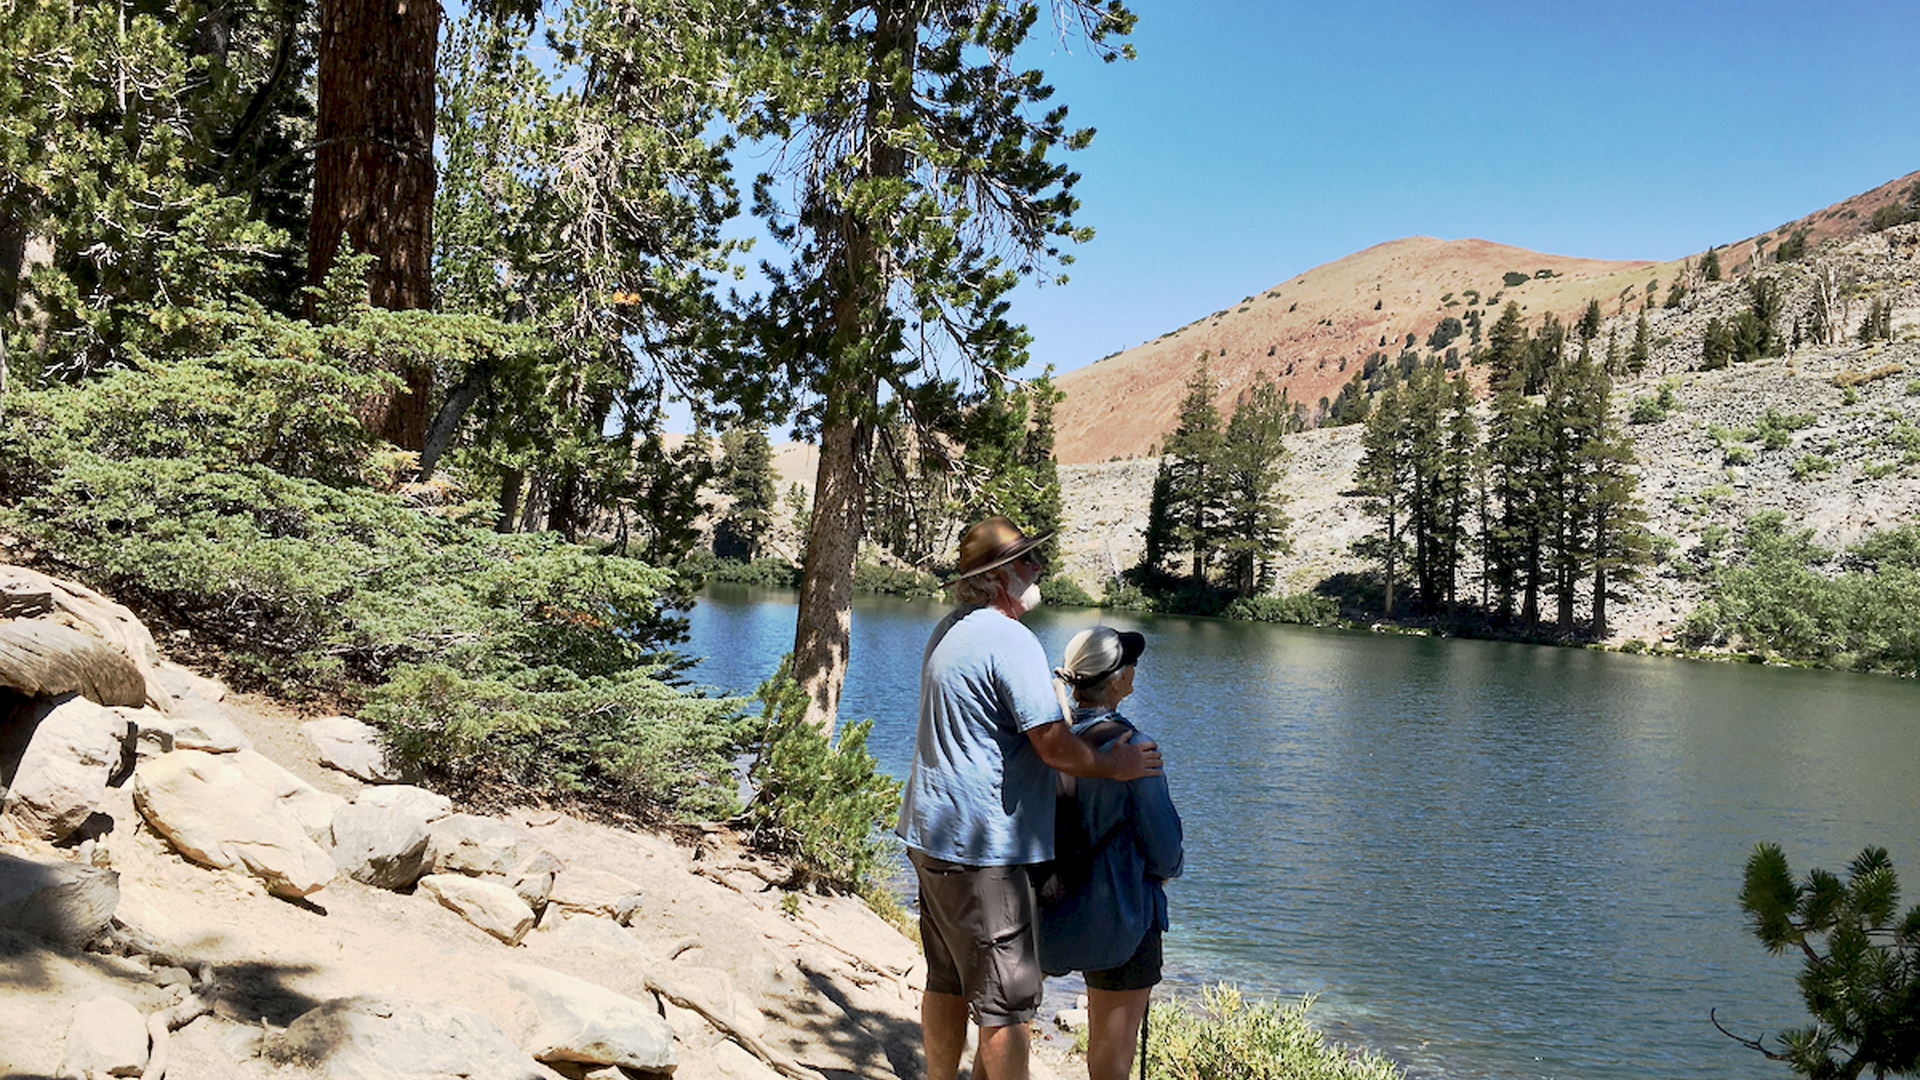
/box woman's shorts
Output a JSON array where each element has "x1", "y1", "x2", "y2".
[{"x1": 1085, "y1": 928, "x2": 1163, "y2": 992}]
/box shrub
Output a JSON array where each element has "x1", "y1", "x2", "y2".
[
  {"x1": 1792, "y1": 454, "x2": 1835, "y2": 480},
  {"x1": 743, "y1": 657, "x2": 902, "y2": 894},
  {"x1": 1039, "y1": 574, "x2": 1097, "y2": 606},
  {"x1": 851, "y1": 560, "x2": 942, "y2": 599},
  {"x1": 1502, "y1": 271, "x2": 1529, "y2": 287},
  {"x1": 0, "y1": 302, "x2": 752, "y2": 823},
  {"x1": 1147, "y1": 987, "x2": 1405, "y2": 1080},
  {"x1": 1224, "y1": 592, "x2": 1340, "y2": 625}
]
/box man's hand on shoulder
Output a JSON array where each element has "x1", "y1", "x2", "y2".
[
  {"x1": 1028, "y1": 721, "x2": 1165, "y2": 780},
  {"x1": 1102, "y1": 729, "x2": 1163, "y2": 781}
]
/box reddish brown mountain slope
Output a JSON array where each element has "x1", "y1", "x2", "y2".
[{"x1": 1052, "y1": 169, "x2": 1920, "y2": 464}]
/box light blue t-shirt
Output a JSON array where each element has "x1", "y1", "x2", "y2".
[{"x1": 895, "y1": 605, "x2": 1064, "y2": 866}]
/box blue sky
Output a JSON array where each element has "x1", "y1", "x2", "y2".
[{"x1": 1003, "y1": 0, "x2": 1920, "y2": 381}]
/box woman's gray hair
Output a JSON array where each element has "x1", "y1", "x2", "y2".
[{"x1": 1052, "y1": 625, "x2": 1128, "y2": 712}]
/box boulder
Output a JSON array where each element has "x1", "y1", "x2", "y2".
[
  {"x1": 427, "y1": 813, "x2": 563, "y2": 909},
  {"x1": 149, "y1": 661, "x2": 227, "y2": 713},
  {"x1": 417, "y1": 873, "x2": 536, "y2": 946},
  {"x1": 0, "y1": 619, "x2": 147, "y2": 708},
  {"x1": 132, "y1": 750, "x2": 335, "y2": 899},
  {"x1": 0, "y1": 850, "x2": 119, "y2": 946},
  {"x1": 547, "y1": 865, "x2": 643, "y2": 922},
  {"x1": 121, "y1": 699, "x2": 251, "y2": 756},
  {"x1": 230, "y1": 749, "x2": 345, "y2": 842},
  {"x1": 500, "y1": 961, "x2": 678, "y2": 1072},
  {"x1": 300, "y1": 715, "x2": 398, "y2": 782},
  {"x1": 0, "y1": 566, "x2": 166, "y2": 708},
  {"x1": 58, "y1": 995, "x2": 149, "y2": 1079},
  {"x1": 2, "y1": 692, "x2": 132, "y2": 842},
  {"x1": 266, "y1": 993, "x2": 563, "y2": 1080},
  {"x1": 329, "y1": 788, "x2": 447, "y2": 890}
]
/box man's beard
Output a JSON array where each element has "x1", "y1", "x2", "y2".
[{"x1": 1015, "y1": 578, "x2": 1042, "y2": 613}]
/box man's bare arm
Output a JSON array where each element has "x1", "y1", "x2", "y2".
[{"x1": 1028, "y1": 722, "x2": 1163, "y2": 781}]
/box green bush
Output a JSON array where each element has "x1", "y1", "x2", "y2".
[
  {"x1": 1039, "y1": 573, "x2": 1097, "y2": 606},
  {"x1": 1680, "y1": 514, "x2": 1920, "y2": 674},
  {"x1": 0, "y1": 302, "x2": 753, "y2": 822},
  {"x1": 1147, "y1": 987, "x2": 1405, "y2": 1080},
  {"x1": 852, "y1": 560, "x2": 942, "y2": 599},
  {"x1": 1791, "y1": 454, "x2": 1836, "y2": 480},
  {"x1": 682, "y1": 551, "x2": 803, "y2": 589},
  {"x1": 1224, "y1": 592, "x2": 1340, "y2": 625},
  {"x1": 1502, "y1": 271, "x2": 1529, "y2": 287},
  {"x1": 743, "y1": 657, "x2": 903, "y2": 893}
]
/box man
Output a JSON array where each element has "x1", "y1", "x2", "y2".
[{"x1": 896, "y1": 516, "x2": 1163, "y2": 1080}]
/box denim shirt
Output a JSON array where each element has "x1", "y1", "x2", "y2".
[{"x1": 1037, "y1": 705, "x2": 1185, "y2": 975}]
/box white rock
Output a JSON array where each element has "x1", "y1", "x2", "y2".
[
  {"x1": 2, "y1": 693, "x2": 131, "y2": 842},
  {"x1": 427, "y1": 813, "x2": 562, "y2": 908},
  {"x1": 1054, "y1": 1007, "x2": 1089, "y2": 1031},
  {"x1": 300, "y1": 715, "x2": 397, "y2": 782},
  {"x1": 59, "y1": 996, "x2": 149, "y2": 1078},
  {"x1": 330, "y1": 799, "x2": 434, "y2": 890},
  {"x1": 714, "y1": 1038, "x2": 784, "y2": 1080},
  {"x1": 229, "y1": 749, "x2": 344, "y2": 841},
  {"x1": 500, "y1": 961, "x2": 678, "y2": 1071},
  {"x1": 132, "y1": 750, "x2": 335, "y2": 899},
  {"x1": 354, "y1": 783, "x2": 452, "y2": 821},
  {"x1": 122, "y1": 698, "x2": 251, "y2": 755},
  {"x1": 417, "y1": 873, "x2": 535, "y2": 945},
  {"x1": 547, "y1": 864, "x2": 641, "y2": 918},
  {"x1": 0, "y1": 849, "x2": 119, "y2": 946},
  {"x1": 266, "y1": 993, "x2": 562, "y2": 1080}
]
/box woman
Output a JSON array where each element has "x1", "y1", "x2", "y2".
[{"x1": 1043, "y1": 626, "x2": 1184, "y2": 1080}]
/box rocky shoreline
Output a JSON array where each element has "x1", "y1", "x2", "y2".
[{"x1": 0, "y1": 563, "x2": 966, "y2": 1080}]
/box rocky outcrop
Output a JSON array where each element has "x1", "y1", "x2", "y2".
[{"x1": 2, "y1": 565, "x2": 940, "y2": 1080}]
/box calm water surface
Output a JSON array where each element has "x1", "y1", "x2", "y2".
[{"x1": 680, "y1": 585, "x2": 1920, "y2": 1080}]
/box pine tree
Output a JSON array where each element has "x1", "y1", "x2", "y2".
[
  {"x1": 747, "y1": 0, "x2": 1136, "y2": 730},
  {"x1": 1702, "y1": 246, "x2": 1723, "y2": 283},
  {"x1": 1486, "y1": 302, "x2": 1532, "y2": 394},
  {"x1": 717, "y1": 424, "x2": 779, "y2": 560},
  {"x1": 1217, "y1": 376, "x2": 1294, "y2": 599},
  {"x1": 1163, "y1": 356, "x2": 1227, "y2": 584},
  {"x1": 1356, "y1": 379, "x2": 1409, "y2": 616}
]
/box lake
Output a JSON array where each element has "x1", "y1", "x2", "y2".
[{"x1": 680, "y1": 584, "x2": 1920, "y2": 1080}]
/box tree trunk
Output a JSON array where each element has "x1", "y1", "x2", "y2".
[
  {"x1": 309, "y1": 0, "x2": 439, "y2": 450},
  {"x1": 1591, "y1": 529, "x2": 1609, "y2": 640},
  {"x1": 793, "y1": 408, "x2": 871, "y2": 733}
]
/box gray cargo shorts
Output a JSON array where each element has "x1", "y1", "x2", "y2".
[{"x1": 908, "y1": 849, "x2": 1043, "y2": 1027}]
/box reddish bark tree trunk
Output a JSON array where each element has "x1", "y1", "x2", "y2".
[{"x1": 309, "y1": 0, "x2": 439, "y2": 451}]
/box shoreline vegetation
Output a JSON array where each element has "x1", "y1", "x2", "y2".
[{"x1": 685, "y1": 547, "x2": 1920, "y2": 679}]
